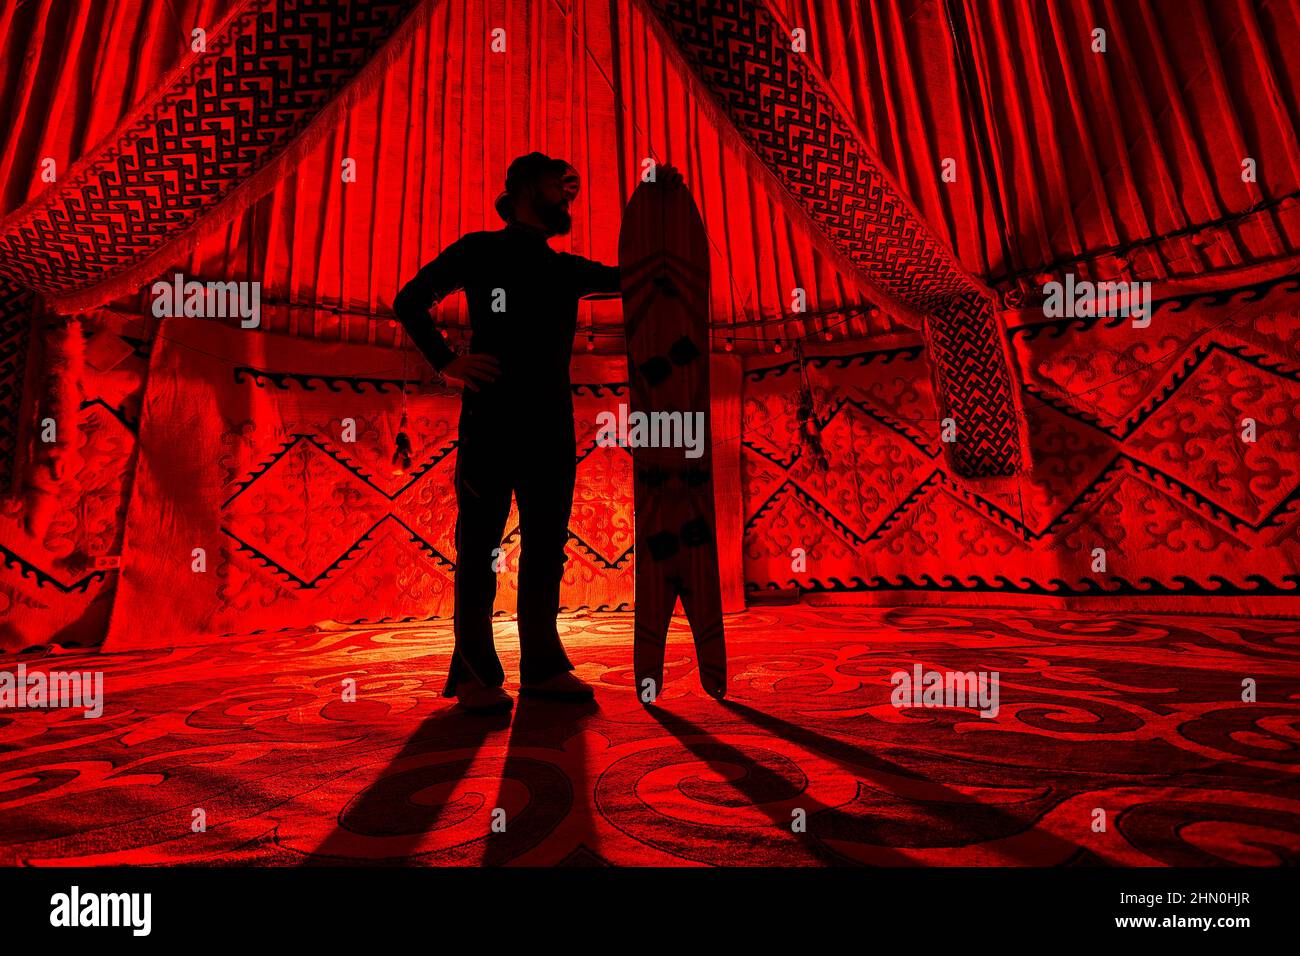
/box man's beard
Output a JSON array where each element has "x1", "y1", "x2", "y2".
[{"x1": 539, "y1": 200, "x2": 572, "y2": 236}]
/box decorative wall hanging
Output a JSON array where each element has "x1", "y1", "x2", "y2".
[
  {"x1": 0, "y1": 0, "x2": 433, "y2": 313},
  {"x1": 637, "y1": 0, "x2": 1030, "y2": 478}
]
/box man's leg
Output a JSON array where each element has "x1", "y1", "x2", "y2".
[
  {"x1": 514, "y1": 442, "x2": 578, "y2": 686},
  {"x1": 443, "y1": 440, "x2": 514, "y2": 698}
]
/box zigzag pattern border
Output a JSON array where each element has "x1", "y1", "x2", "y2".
[
  {"x1": 1024, "y1": 342, "x2": 1300, "y2": 441},
  {"x1": 80, "y1": 398, "x2": 138, "y2": 433},
  {"x1": 746, "y1": 331, "x2": 1300, "y2": 538},
  {"x1": 1006, "y1": 273, "x2": 1300, "y2": 342},
  {"x1": 223, "y1": 432, "x2": 458, "y2": 508},
  {"x1": 744, "y1": 444, "x2": 1299, "y2": 552},
  {"x1": 222, "y1": 513, "x2": 456, "y2": 591},
  {"x1": 748, "y1": 573, "x2": 1300, "y2": 598},
  {"x1": 223, "y1": 429, "x2": 635, "y2": 588},
  {"x1": 236, "y1": 364, "x2": 630, "y2": 399},
  {"x1": 744, "y1": 344, "x2": 926, "y2": 383},
  {"x1": 234, "y1": 366, "x2": 412, "y2": 395},
  {"x1": 0, "y1": 542, "x2": 107, "y2": 594}
]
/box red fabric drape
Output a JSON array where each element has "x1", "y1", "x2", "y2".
[
  {"x1": 0, "y1": 0, "x2": 895, "y2": 346},
  {"x1": 774, "y1": 0, "x2": 1300, "y2": 294},
  {"x1": 0, "y1": 0, "x2": 241, "y2": 215},
  {"x1": 6, "y1": 1, "x2": 1300, "y2": 329},
  {"x1": 0, "y1": 0, "x2": 434, "y2": 311},
  {"x1": 0, "y1": 0, "x2": 236, "y2": 649},
  {"x1": 4, "y1": 2, "x2": 1300, "y2": 648}
]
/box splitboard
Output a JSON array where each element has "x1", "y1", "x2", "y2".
[{"x1": 617, "y1": 176, "x2": 727, "y2": 702}]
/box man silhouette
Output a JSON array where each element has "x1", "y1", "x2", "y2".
[{"x1": 393, "y1": 152, "x2": 619, "y2": 714}]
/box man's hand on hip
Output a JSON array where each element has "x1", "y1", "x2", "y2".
[{"x1": 441, "y1": 354, "x2": 501, "y2": 392}]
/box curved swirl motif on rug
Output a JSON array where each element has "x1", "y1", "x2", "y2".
[{"x1": 2, "y1": 606, "x2": 1297, "y2": 865}]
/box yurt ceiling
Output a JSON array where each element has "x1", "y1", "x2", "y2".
[{"x1": 2, "y1": 0, "x2": 1299, "y2": 349}]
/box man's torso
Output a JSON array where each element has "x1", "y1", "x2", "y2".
[{"x1": 454, "y1": 226, "x2": 589, "y2": 425}]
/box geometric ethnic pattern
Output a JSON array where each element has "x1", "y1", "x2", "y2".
[
  {"x1": 222, "y1": 432, "x2": 460, "y2": 590},
  {"x1": 102, "y1": 318, "x2": 637, "y2": 649},
  {"x1": 643, "y1": 0, "x2": 1026, "y2": 477},
  {"x1": 222, "y1": 421, "x2": 633, "y2": 602},
  {"x1": 0, "y1": 0, "x2": 427, "y2": 313},
  {"x1": 742, "y1": 283, "x2": 1300, "y2": 606},
  {"x1": 3, "y1": 606, "x2": 1298, "y2": 865},
  {"x1": 215, "y1": 371, "x2": 635, "y2": 621}
]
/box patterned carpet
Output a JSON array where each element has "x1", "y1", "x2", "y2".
[{"x1": 2, "y1": 606, "x2": 1299, "y2": 866}]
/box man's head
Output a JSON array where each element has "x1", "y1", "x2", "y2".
[{"x1": 495, "y1": 152, "x2": 580, "y2": 236}]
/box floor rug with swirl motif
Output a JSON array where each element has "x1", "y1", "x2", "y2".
[{"x1": 2, "y1": 605, "x2": 1298, "y2": 866}]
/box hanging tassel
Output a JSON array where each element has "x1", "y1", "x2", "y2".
[
  {"x1": 391, "y1": 409, "x2": 414, "y2": 476},
  {"x1": 794, "y1": 340, "x2": 829, "y2": 473},
  {"x1": 391, "y1": 340, "x2": 418, "y2": 477}
]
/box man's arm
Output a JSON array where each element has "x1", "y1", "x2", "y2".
[
  {"x1": 564, "y1": 253, "x2": 621, "y2": 297},
  {"x1": 393, "y1": 238, "x2": 501, "y2": 392},
  {"x1": 392, "y1": 240, "x2": 467, "y2": 372}
]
